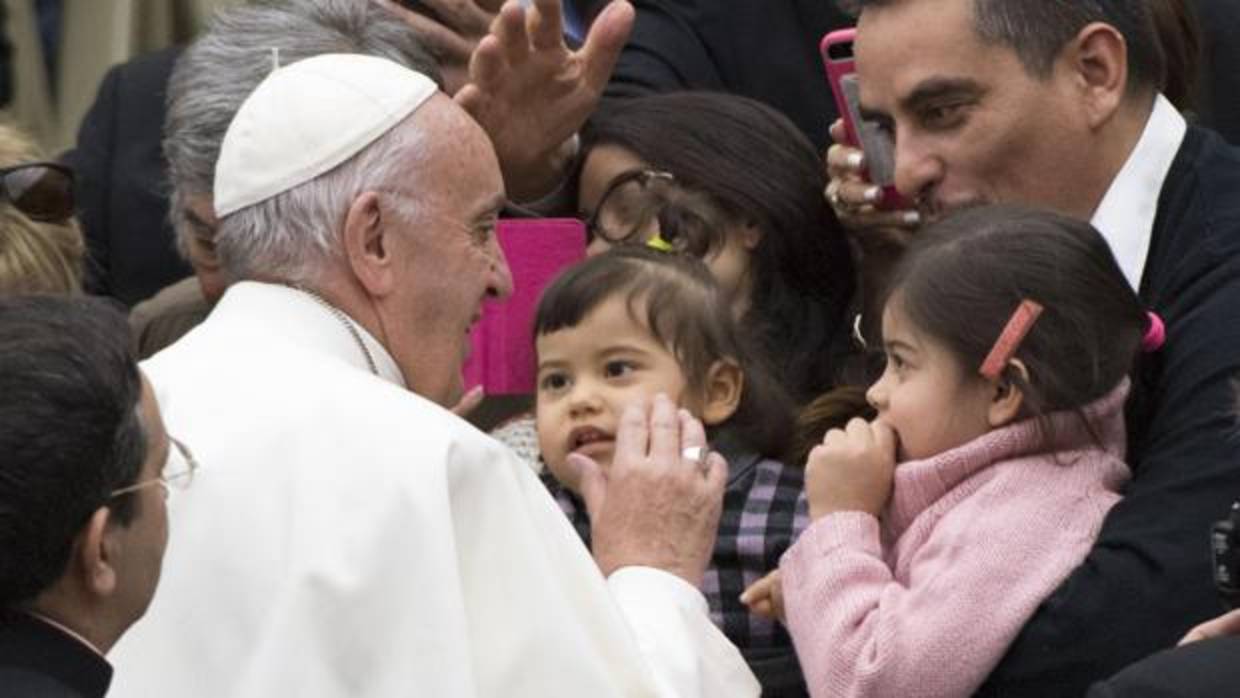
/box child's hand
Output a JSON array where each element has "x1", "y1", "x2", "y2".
[
  {"x1": 740, "y1": 570, "x2": 786, "y2": 623},
  {"x1": 805, "y1": 417, "x2": 897, "y2": 520}
]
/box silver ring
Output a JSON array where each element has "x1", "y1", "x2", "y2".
[
  {"x1": 681, "y1": 446, "x2": 707, "y2": 467},
  {"x1": 825, "y1": 180, "x2": 841, "y2": 208}
]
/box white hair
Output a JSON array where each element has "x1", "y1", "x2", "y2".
[{"x1": 213, "y1": 114, "x2": 429, "y2": 286}]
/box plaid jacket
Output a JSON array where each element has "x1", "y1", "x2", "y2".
[{"x1": 540, "y1": 431, "x2": 810, "y2": 696}]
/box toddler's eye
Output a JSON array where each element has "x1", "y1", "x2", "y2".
[
  {"x1": 539, "y1": 372, "x2": 570, "y2": 392},
  {"x1": 887, "y1": 352, "x2": 907, "y2": 372},
  {"x1": 604, "y1": 360, "x2": 636, "y2": 378}
]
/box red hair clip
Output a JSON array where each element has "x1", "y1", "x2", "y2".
[{"x1": 979, "y1": 299, "x2": 1043, "y2": 380}]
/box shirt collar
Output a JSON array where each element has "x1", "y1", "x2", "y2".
[{"x1": 1090, "y1": 94, "x2": 1187, "y2": 290}]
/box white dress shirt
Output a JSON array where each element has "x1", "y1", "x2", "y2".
[
  {"x1": 108, "y1": 282, "x2": 758, "y2": 698},
  {"x1": 1091, "y1": 94, "x2": 1187, "y2": 290}
]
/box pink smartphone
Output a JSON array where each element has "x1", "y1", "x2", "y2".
[{"x1": 821, "y1": 28, "x2": 909, "y2": 210}]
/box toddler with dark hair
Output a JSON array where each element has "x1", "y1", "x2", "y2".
[
  {"x1": 764, "y1": 205, "x2": 1161, "y2": 698},
  {"x1": 534, "y1": 246, "x2": 810, "y2": 695}
]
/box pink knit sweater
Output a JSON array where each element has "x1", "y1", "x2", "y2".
[{"x1": 781, "y1": 381, "x2": 1132, "y2": 698}]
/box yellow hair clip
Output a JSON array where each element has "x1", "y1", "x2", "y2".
[{"x1": 646, "y1": 233, "x2": 674, "y2": 253}]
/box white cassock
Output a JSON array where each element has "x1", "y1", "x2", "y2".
[{"x1": 108, "y1": 282, "x2": 759, "y2": 698}]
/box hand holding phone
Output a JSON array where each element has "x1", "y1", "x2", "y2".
[{"x1": 821, "y1": 29, "x2": 910, "y2": 212}]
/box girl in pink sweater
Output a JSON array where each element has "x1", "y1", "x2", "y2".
[{"x1": 760, "y1": 206, "x2": 1163, "y2": 698}]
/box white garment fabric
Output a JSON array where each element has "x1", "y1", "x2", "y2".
[
  {"x1": 1091, "y1": 93, "x2": 1187, "y2": 290},
  {"x1": 108, "y1": 282, "x2": 758, "y2": 698}
]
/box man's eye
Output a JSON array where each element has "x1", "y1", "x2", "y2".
[
  {"x1": 921, "y1": 103, "x2": 966, "y2": 129},
  {"x1": 472, "y1": 221, "x2": 496, "y2": 245},
  {"x1": 540, "y1": 373, "x2": 569, "y2": 392},
  {"x1": 603, "y1": 360, "x2": 635, "y2": 378}
]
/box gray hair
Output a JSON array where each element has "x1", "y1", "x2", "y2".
[
  {"x1": 213, "y1": 113, "x2": 429, "y2": 286},
  {"x1": 164, "y1": 0, "x2": 442, "y2": 258},
  {"x1": 844, "y1": 0, "x2": 1165, "y2": 97}
]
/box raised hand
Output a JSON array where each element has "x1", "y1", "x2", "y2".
[
  {"x1": 454, "y1": 0, "x2": 635, "y2": 201},
  {"x1": 572, "y1": 394, "x2": 726, "y2": 586}
]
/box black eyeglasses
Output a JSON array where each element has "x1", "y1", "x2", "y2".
[
  {"x1": 585, "y1": 169, "x2": 724, "y2": 257},
  {"x1": 0, "y1": 162, "x2": 75, "y2": 222}
]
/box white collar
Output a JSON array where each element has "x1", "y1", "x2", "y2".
[
  {"x1": 1090, "y1": 94, "x2": 1187, "y2": 290},
  {"x1": 218, "y1": 282, "x2": 407, "y2": 388}
]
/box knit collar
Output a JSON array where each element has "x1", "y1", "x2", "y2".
[{"x1": 885, "y1": 379, "x2": 1129, "y2": 535}]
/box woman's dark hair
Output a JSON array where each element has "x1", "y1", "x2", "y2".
[
  {"x1": 886, "y1": 204, "x2": 1147, "y2": 431},
  {"x1": 534, "y1": 246, "x2": 794, "y2": 460},
  {"x1": 579, "y1": 92, "x2": 857, "y2": 404},
  {"x1": 0, "y1": 295, "x2": 147, "y2": 606}
]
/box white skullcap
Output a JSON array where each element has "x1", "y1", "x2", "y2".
[{"x1": 214, "y1": 53, "x2": 438, "y2": 218}]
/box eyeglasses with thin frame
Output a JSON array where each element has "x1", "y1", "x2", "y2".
[
  {"x1": 110, "y1": 437, "x2": 198, "y2": 500},
  {"x1": 585, "y1": 168, "x2": 724, "y2": 258},
  {"x1": 0, "y1": 162, "x2": 75, "y2": 222}
]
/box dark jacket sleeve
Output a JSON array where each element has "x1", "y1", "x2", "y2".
[
  {"x1": 1085, "y1": 636, "x2": 1240, "y2": 698},
  {"x1": 61, "y1": 46, "x2": 187, "y2": 307},
  {"x1": 63, "y1": 61, "x2": 122, "y2": 296},
  {"x1": 1194, "y1": 0, "x2": 1240, "y2": 145},
  {"x1": 979, "y1": 128, "x2": 1240, "y2": 695},
  {"x1": 601, "y1": 0, "x2": 849, "y2": 149},
  {"x1": 604, "y1": 0, "x2": 722, "y2": 99}
]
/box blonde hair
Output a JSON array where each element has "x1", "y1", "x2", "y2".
[{"x1": 0, "y1": 123, "x2": 85, "y2": 294}]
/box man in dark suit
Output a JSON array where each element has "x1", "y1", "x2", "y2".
[
  {"x1": 1087, "y1": 609, "x2": 1240, "y2": 697},
  {"x1": 63, "y1": 47, "x2": 188, "y2": 307},
  {"x1": 822, "y1": 0, "x2": 1240, "y2": 694},
  {"x1": 0, "y1": 296, "x2": 185, "y2": 697},
  {"x1": 601, "y1": 0, "x2": 852, "y2": 149}
]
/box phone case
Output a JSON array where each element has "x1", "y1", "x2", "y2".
[{"x1": 821, "y1": 29, "x2": 909, "y2": 210}]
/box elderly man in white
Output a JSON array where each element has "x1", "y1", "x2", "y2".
[{"x1": 107, "y1": 54, "x2": 758, "y2": 697}]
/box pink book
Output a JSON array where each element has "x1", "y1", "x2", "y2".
[{"x1": 462, "y1": 218, "x2": 586, "y2": 394}]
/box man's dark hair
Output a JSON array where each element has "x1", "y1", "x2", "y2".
[
  {"x1": 847, "y1": 0, "x2": 1165, "y2": 96},
  {"x1": 0, "y1": 295, "x2": 147, "y2": 606}
]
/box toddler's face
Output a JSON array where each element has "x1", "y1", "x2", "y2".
[
  {"x1": 865, "y1": 293, "x2": 994, "y2": 461},
  {"x1": 535, "y1": 295, "x2": 696, "y2": 493}
]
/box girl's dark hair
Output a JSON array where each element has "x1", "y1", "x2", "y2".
[
  {"x1": 887, "y1": 204, "x2": 1147, "y2": 430},
  {"x1": 580, "y1": 92, "x2": 856, "y2": 404},
  {"x1": 534, "y1": 246, "x2": 794, "y2": 460}
]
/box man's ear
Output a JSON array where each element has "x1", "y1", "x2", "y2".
[
  {"x1": 341, "y1": 191, "x2": 396, "y2": 297},
  {"x1": 988, "y1": 359, "x2": 1028, "y2": 428},
  {"x1": 700, "y1": 358, "x2": 744, "y2": 426},
  {"x1": 74, "y1": 507, "x2": 119, "y2": 599},
  {"x1": 1066, "y1": 22, "x2": 1129, "y2": 129}
]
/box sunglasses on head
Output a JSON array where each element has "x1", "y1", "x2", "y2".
[{"x1": 0, "y1": 162, "x2": 75, "y2": 222}]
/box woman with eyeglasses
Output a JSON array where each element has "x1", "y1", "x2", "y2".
[
  {"x1": 0, "y1": 124, "x2": 83, "y2": 295},
  {"x1": 574, "y1": 91, "x2": 859, "y2": 407}
]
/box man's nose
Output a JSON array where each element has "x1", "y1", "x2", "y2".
[
  {"x1": 487, "y1": 238, "x2": 514, "y2": 300},
  {"x1": 892, "y1": 132, "x2": 943, "y2": 204}
]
